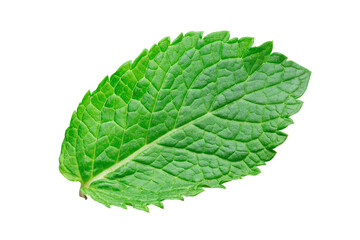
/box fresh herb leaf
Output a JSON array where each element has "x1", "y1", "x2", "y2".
[{"x1": 59, "y1": 31, "x2": 310, "y2": 211}]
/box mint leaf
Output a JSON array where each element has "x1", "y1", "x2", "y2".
[{"x1": 59, "y1": 31, "x2": 310, "y2": 211}]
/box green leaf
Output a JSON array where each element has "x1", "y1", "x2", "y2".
[{"x1": 59, "y1": 31, "x2": 311, "y2": 211}]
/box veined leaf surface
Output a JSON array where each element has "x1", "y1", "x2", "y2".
[{"x1": 59, "y1": 31, "x2": 310, "y2": 211}]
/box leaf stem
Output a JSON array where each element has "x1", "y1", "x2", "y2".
[{"x1": 79, "y1": 184, "x2": 87, "y2": 200}]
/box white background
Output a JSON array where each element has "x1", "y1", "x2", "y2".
[{"x1": 1, "y1": 0, "x2": 359, "y2": 239}]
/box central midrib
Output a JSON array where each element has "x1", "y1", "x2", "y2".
[{"x1": 83, "y1": 111, "x2": 212, "y2": 188}]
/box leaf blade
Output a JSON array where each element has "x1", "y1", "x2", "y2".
[{"x1": 59, "y1": 31, "x2": 311, "y2": 210}]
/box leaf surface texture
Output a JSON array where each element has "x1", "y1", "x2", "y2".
[{"x1": 59, "y1": 31, "x2": 310, "y2": 211}]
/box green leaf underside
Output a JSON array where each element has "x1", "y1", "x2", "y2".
[{"x1": 59, "y1": 31, "x2": 310, "y2": 212}]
